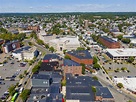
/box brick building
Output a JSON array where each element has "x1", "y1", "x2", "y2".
[
  {"x1": 27, "y1": 26, "x2": 40, "y2": 32},
  {"x1": 99, "y1": 36, "x2": 120, "y2": 48},
  {"x1": 66, "y1": 50, "x2": 93, "y2": 65},
  {"x1": 63, "y1": 59, "x2": 82, "y2": 76},
  {"x1": 2, "y1": 40, "x2": 20, "y2": 53}
]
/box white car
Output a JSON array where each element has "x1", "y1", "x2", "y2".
[{"x1": 0, "y1": 64, "x2": 4, "y2": 66}]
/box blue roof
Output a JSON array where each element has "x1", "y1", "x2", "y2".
[
  {"x1": 43, "y1": 54, "x2": 60, "y2": 60},
  {"x1": 101, "y1": 36, "x2": 117, "y2": 43},
  {"x1": 63, "y1": 59, "x2": 80, "y2": 66},
  {"x1": 67, "y1": 50, "x2": 92, "y2": 59}
]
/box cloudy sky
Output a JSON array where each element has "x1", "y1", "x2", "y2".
[{"x1": 0, "y1": 0, "x2": 136, "y2": 13}]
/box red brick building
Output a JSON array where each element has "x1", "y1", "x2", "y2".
[
  {"x1": 99, "y1": 36, "x2": 120, "y2": 48},
  {"x1": 66, "y1": 50, "x2": 93, "y2": 65},
  {"x1": 27, "y1": 26, "x2": 40, "y2": 32},
  {"x1": 2, "y1": 40, "x2": 20, "y2": 53},
  {"x1": 63, "y1": 59, "x2": 82, "y2": 76}
]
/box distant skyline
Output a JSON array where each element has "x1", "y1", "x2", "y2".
[{"x1": 0, "y1": 0, "x2": 136, "y2": 13}]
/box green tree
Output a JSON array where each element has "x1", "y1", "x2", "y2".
[
  {"x1": 24, "y1": 70, "x2": 28, "y2": 76},
  {"x1": 76, "y1": 47, "x2": 85, "y2": 51},
  {"x1": 32, "y1": 64, "x2": 40, "y2": 73},
  {"x1": 92, "y1": 86, "x2": 96, "y2": 93},
  {"x1": 37, "y1": 39, "x2": 44, "y2": 45},
  {"x1": 117, "y1": 35, "x2": 123, "y2": 40},
  {"x1": 80, "y1": 63, "x2": 85, "y2": 74},
  {"x1": 8, "y1": 85, "x2": 16, "y2": 96},
  {"x1": 117, "y1": 83, "x2": 123, "y2": 88},
  {"x1": 64, "y1": 55, "x2": 71, "y2": 60},
  {"x1": 61, "y1": 80, "x2": 66, "y2": 86},
  {"x1": 49, "y1": 46, "x2": 55, "y2": 53},
  {"x1": 45, "y1": 44, "x2": 49, "y2": 49},
  {"x1": 19, "y1": 74, "x2": 23, "y2": 79},
  {"x1": 92, "y1": 76, "x2": 98, "y2": 80},
  {"x1": 93, "y1": 63, "x2": 100, "y2": 69},
  {"x1": 122, "y1": 38, "x2": 130, "y2": 44},
  {"x1": 93, "y1": 56, "x2": 98, "y2": 64},
  {"x1": 20, "y1": 89, "x2": 30, "y2": 101},
  {"x1": 127, "y1": 56, "x2": 134, "y2": 63}
]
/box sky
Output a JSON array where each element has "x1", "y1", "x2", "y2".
[{"x1": 0, "y1": 0, "x2": 136, "y2": 13}]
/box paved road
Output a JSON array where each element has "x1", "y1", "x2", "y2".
[
  {"x1": 86, "y1": 72, "x2": 136, "y2": 102},
  {"x1": 16, "y1": 38, "x2": 51, "y2": 102}
]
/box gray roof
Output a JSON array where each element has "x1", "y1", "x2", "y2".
[
  {"x1": 66, "y1": 86, "x2": 94, "y2": 102},
  {"x1": 66, "y1": 74, "x2": 102, "y2": 87},
  {"x1": 63, "y1": 59, "x2": 80, "y2": 66},
  {"x1": 96, "y1": 87, "x2": 114, "y2": 98},
  {"x1": 32, "y1": 79, "x2": 50, "y2": 88}
]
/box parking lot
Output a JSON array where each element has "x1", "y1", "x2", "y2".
[{"x1": 0, "y1": 53, "x2": 29, "y2": 98}]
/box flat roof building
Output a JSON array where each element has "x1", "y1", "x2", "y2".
[
  {"x1": 99, "y1": 36, "x2": 120, "y2": 48},
  {"x1": 66, "y1": 50, "x2": 93, "y2": 65},
  {"x1": 106, "y1": 48, "x2": 136, "y2": 61},
  {"x1": 49, "y1": 36, "x2": 80, "y2": 54},
  {"x1": 12, "y1": 46, "x2": 38, "y2": 60}
]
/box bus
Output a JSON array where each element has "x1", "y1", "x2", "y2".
[{"x1": 11, "y1": 92, "x2": 18, "y2": 102}]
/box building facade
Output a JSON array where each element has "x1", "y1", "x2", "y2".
[
  {"x1": 63, "y1": 59, "x2": 82, "y2": 76},
  {"x1": 66, "y1": 50, "x2": 93, "y2": 65},
  {"x1": 49, "y1": 36, "x2": 80, "y2": 54},
  {"x1": 99, "y1": 36, "x2": 120, "y2": 48},
  {"x1": 2, "y1": 40, "x2": 20, "y2": 53}
]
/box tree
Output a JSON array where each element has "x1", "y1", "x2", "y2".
[
  {"x1": 117, "y1": 83, "x2": 123, "y2": 88},
  {"x1": 92, "y1": 76, "x2": 98, "y2": 80},
  {"x1": 49, "y1": 46, "x2": 55, "y2": 53},
  {"x1": 64, "y1": 55, "x2": 71, "y2": 60},
  {"x1": 32, "y1": 64, "x2": 40, "y2": 73},
  {"x1": 19, "y1": 74, "x2": 23, "y2": 79},
  {"x1": 8, "y1": 85, "x2": 16, "y2": 96},
  {"x1": 37, "y1": 39, "x2": 44, "y2": 45},
  {"x1": 92, "y1": 86, "x2": 96, "y2": 93},
  {"x1": 20, "y1": 89, "x2": 30, "y2": 101},
  {"x1": 127, "y1": 56, "x2": 134, "y2": 63},
  {"x1": 61, "y1": 80, "x2": 66, "y2": 86},
  {"x1": 80, "y1": 63, "x2": 85, "y2": 74},
  {"x1": 24, "y1": 70, "x2": 28, "y2": 76},
  {"x1": 117, "y1": 35, "x2": 123, "y2": 40},
  {"x1": 76, "y1": 47, "x2": 85, "y2": 51},
  {"x1": 93, "y1": 56, "x2": 98, "y2": 64},
  {"x1": 45, "y1": 44, "x2": 49, "y2": 49},
  {"x1": 93, "y1": 63, "x2": 100, "y2": 70},
  {"x1": 121, "y1": 67, "x2": 127, "y2": 71},
  {"x1": 122, "y1": 38, "x2": 130, "y2": 44}
]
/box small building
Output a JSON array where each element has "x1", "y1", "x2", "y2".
[
  {"x1": 112, "y1": 32, "x2": 124, "y2": 37},
  {"x1": 66, "y1": 50, "x2": 93, "y2": 65},
  {"x1": 40, "y1": 62, "x2": 59, "y2": 72},
  {"x1": 2, "y1": 40, "x2": 20, "y2": 53},
  {"x1": 63, "y1": 59, "x2": 82, "y2": 76},
  {"x1": 12, "y1": 46, "x2": 38, "y2": 60},
  {"x1": 42, "y1": 54, "x2": 60, "y2": 63},
  {"x1": 99, "y1": 36, "x2": 120, "y2": 48},
  {"x1": 27, "y1": 25, "x2": 40, "y2": 32}
]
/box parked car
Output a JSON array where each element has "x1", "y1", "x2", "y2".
[{"x1": 0, "y1": 82, "x2": 5, "y2": 85}]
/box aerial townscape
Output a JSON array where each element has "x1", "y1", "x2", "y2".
[{"x1": 0, "y1": 0, "x2": 136, "y2": 102}]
